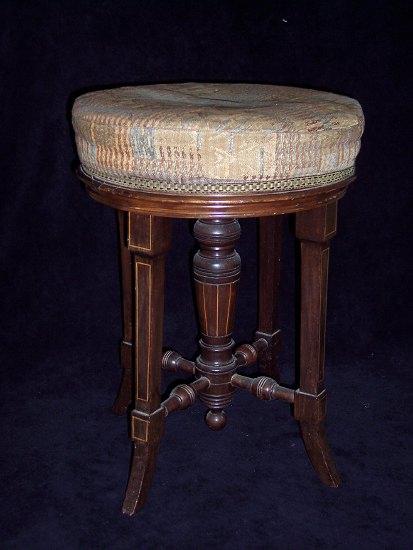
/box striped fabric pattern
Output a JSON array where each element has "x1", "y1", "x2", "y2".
[{"x1": 72, "y1": 83, "x2": 364, "y2": 194}]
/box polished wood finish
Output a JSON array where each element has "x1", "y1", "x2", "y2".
[
  {"x1": 79, "y1": 168, "x2": 352, "y2": 514},
  {"x1": 193, "y1": 219, "x2": 241, "y2": 430},
  {"x1": 162, "y1": 350, "x2": 196, "y2": 375},
  {"x1": 122, "y1": 213, "x2": 171, "y2": 516},
  {"x1": 255, "y1": 216, "x2": 283, "y2": 378},
  {"x1": 79, "y1": 167, "x2": 352, "y2": 219},
  {"x1": 161, "y1": 377, "x2": 210, "y2": 416},
  {"x1": 294, "y1": 202, "x2": 340, "y2": 487},
  {"x1": 112, "y1": 211, "x2": 133, "y2": 415},
  {"x1": 231, "y1": 373, "x2": 295, "y2": 403}
]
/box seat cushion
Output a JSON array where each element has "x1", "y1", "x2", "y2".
[{"x1": 72, "y1": 83, "x2": 364, "y2": 194}]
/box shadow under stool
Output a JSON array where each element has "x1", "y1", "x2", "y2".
[{"x1": 72, "y1": 82, "x2": 364, "y2": 515}]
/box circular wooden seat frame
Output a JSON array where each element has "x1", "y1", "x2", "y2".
[
  {"x1": 79, "y1": 166, "x2": 352, "y2": 218},
  {"x1": 78, "y1": 167, "x2": 354, "y2": 516}
]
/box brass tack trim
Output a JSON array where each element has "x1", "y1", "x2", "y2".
[{"x1": 81, "y1": 166, "x2": 355, "y2": 195}]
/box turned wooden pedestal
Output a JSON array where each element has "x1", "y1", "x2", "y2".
[{"x1": 80, "y1": 170, "x2": 351, "y2": 515}]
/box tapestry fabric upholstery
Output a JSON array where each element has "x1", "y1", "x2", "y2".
[{"x1": 72, "y1": 83, "x2": 364, "y2": 194}]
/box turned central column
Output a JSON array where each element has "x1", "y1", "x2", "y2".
[{"x1": 193, "y1": 218, "x2": 241, "y2": 430}]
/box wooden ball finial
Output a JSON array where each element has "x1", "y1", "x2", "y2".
[{"x1": 205, "y1": 409, "x2": 227, "y2": 430}]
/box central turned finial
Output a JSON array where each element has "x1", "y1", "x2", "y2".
[
  {"x1": 205, "y1": 409, "x2": 227, "y2": 430},
  {"x1": 193, "y1": 219, "x2": 241, "y2": 429}
]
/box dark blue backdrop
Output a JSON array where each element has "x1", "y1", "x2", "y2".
[{"x1": 1, "y1": 1, "x2": 411, "y2": 548}]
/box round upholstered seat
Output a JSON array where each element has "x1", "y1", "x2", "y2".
[{"x1": 72, "y1": 83, "x2": 364, "y2": 195}]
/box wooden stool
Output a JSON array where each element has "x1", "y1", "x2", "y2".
[{"x1": 72, "y1": 83, "x2": 364, "y2": 515}]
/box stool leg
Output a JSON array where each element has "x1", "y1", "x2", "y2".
[
  {"x1": 122, "y1": 214, "x2": 171, "y2": 516},
  {"x1": 294, "y1": 203, "x2": 340, "y2": 487},
  {"x1": 255, "y1": 216, "x2": 283, "y2": 379},
  {"x1": 112, "y1": 211, "x2": 133, "y2": 415}
]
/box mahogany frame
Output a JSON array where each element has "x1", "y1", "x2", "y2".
[{"x1": 78, "y1": 168, "x2": 354, "y2": 515}]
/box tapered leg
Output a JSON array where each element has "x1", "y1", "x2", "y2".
[
  {"x1": 122, "y1": 213, "x2": 171, "y2": 516},
  {"x1": 255, "y1": 216, "x2": 283, "y2": 379},
  {"x1": 294, "y1": 202, "x2": 340, "y2": 487},
  {"x1": 112, "y1": 211, "x2": 133, "y2": 415}
]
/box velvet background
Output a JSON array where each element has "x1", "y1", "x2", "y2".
[{"x1": 1, "y1": 1, "x2": 411, "y2": 548}]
